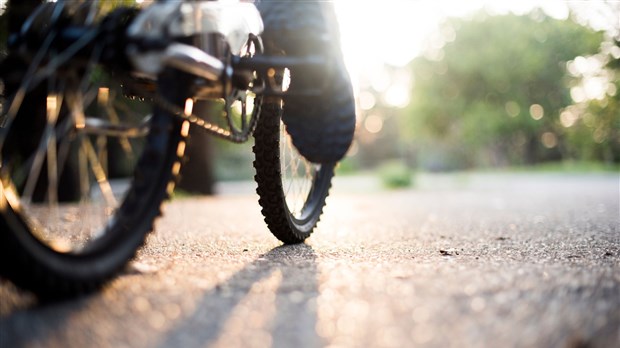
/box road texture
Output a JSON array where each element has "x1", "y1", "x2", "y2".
[{"x1": 1, "y1": 173, "x2": 619, "y2": 347}]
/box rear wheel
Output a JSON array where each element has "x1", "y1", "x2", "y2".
[
  {"x1": 253, "y1": 102, "x2": 334, "y2": 244},
  {"x1": 0, "y1": 3, "x2": 187, "y2": 299}
]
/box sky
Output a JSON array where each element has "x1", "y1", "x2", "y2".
[{"x1": 334, "y1": 0, "x2": 572, "y2": 68}]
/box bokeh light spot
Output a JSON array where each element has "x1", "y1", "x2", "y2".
[
  {"x1": 529, "y1": 104, "x2": 544, "y2": 120},
  {"x1": 541, "y1": 132, "x2": 557, "y2": 148},
  {"x1": 364, "y1": 115, "x2": 384, "y2": 134},
  {"x1": 560, "y1": 110, "x2": 578, "y2": 128},
  {"x1": 358, "y1": 91, "x2": 376, "y2": 110},
  {"x1": 505, "y1": 101, "x2": 520, "y2": 117}
]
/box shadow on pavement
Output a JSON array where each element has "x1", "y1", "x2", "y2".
[
  {"x1": 157, "y1": 243, "x2": 321, "y2": 347},
  {"x1": 0, "y1": 283, "x2": 90, "y2": 347}
]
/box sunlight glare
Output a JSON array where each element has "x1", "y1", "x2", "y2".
[{"x1": 334, "y1": 0, "x2": 573, "y2": 97}]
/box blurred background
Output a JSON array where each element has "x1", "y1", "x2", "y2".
[
  {"x1": 218, "y1": 0, "x2": 619, "y2": 190},
  {"x1": 333, "y1": 0, "x2": 619, "y2": 181},
  {"x1": 1, "y1": 0, "x2": 618, "y2": 192}
]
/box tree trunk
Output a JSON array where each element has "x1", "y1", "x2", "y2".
[{"x1": 177, "y1": 100, "x2": 216, "y2": 195}]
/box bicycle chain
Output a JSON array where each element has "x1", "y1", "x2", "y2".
[
  {"x1": 152, "y1": 34, "x2": 265, "y2": 144},
  {"x1": 153, "y1": 93, "x2": 262, "y2": 143}
]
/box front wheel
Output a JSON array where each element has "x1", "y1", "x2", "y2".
[{"x1": 253, "y1": 101, "x2": 334, "y2": 244}]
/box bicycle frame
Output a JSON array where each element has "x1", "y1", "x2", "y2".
[
  {"x1": 126, "y1": 0, "x2": 328, "y2": 97},
  {"x1": 6, "y1": 0, "x2": 327, "y2": 122},
  {"x1": 0, "y1": 0, "x2": 354, "y2": 298}
]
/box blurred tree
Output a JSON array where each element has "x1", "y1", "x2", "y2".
[
  {"x1": 563, "y1": 1, "x2": 620, "y2": 164},
  {"x1": 405, "y1": 12, "x2": 604, "y2": 170},
  {"x1": 562, "y1": 56, "x2": 619, "y2": 163},
  {"x1": 177, "y1": 101, "x2": 216, "y2": 195}
]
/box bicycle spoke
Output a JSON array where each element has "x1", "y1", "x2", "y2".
[
  {"x1": 30, "y1": 29, "x2": 99, "y2": 89},
  {"x1": 81, "y1": 134, "x2": 117, "y2": 208},
  {"x1": 105, "y1": 92, "x2": 135, "y2": 158},
  {"x1": 46, "y1": 108, "x2": 59, "y2": 208},
  {"x1": 278, "y1": 120, "x2": 320, "y2": 218},
  {"x1": 21, "y1": 93, "x2": 64, "y2": 206},
  {"x1": 85, "y1": 0, "x2": 100, "y2": 26}
]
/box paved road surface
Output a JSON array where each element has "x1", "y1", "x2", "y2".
[{"x1": 1, "y1": 173, "x2": 619, "y2": 347}]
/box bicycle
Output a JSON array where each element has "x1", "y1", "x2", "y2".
[{"x1": 0, "y1": 0, "x2": 356, "y2": 298}]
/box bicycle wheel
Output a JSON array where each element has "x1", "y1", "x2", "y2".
[
  {"x1": 253, "y1": 102, "x2": 334, "y2": 244},
  {"x1": 0, "y1": 4, "x2": 187, "y2": 298}
]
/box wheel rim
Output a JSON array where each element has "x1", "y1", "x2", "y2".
[
  {"x1": 0, "y1": 3, "x2": 151, "y2": 253},
  {"x1": 279, "y1": 122, "x2": 322, "y2": 220}
]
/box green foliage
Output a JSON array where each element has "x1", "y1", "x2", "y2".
[
  {"x1": 377, "y1": 160, "x2": 413, "y2": 189},
  {"x1": 405, "y1": 12, "x2": 606, "y2": 170},
  {"x1": 335, "y1": 156, "x2": 360, "y2": 175}
]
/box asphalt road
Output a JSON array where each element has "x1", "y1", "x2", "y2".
[{"x1": 1, "y1": 173, "x2": 619, "y2": 348}]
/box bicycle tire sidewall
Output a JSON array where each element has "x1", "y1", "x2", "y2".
[{"x1": 253, "y1": 102, "x2": 334, "y2": 244}]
